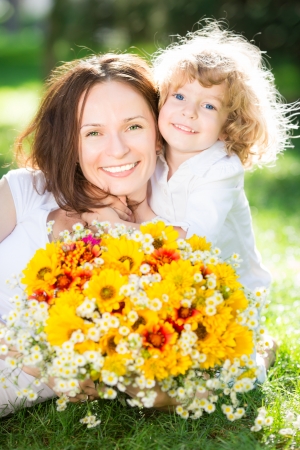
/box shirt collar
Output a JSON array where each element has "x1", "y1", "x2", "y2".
[{"x1": 157, "y1": 141, "x2": 228, "y2": 176}]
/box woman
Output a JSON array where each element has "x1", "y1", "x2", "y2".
[{"x1": 0, "y1": 52, "x2": 180, "y2": 414}]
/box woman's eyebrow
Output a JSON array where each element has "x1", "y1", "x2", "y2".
[
  {"x1": 80, "y1": 115, "x2": 147, "y2": 129},
  {"x1": 123, "y1": 115, "x2": 147, "y2": 122},
  {"x1": 80, "y1": 123, "x2": 104, "y2": 129}
]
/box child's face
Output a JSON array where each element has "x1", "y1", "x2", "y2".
[{"x1": 158, "y1": 80, "x2": 228, "y2": 155}]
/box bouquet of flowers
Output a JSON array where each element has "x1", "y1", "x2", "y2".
[{"x1": 1, "y1": 220, "x2": 270, "y2": 426}]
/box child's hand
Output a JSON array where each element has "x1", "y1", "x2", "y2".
[{"x1": 97, "y1": 195, "x2": 133, "y2": 222}]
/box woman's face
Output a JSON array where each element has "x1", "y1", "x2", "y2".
[{"x1": 78, "y1": 81, "x2": 159, "y2": 201}]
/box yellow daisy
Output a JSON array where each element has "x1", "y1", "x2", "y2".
[
  {"x1": 75, "y1": 340, "x2": 99, "y2": 354},
  {"x1": 52, "y1": 289, "x2": 85, "y2": 309},
  {"x1": 100, "y1": 328, "x2": 123, "y2": 356},
  {"x1": 131, "y1": 309, "x2": 159, "y2": 333},
  {"x1": 45, "y1": 303, "x2": 89, "y2": 346},
  {"x1": 21, "y1": 242, "x2": 60, "y2": 295},
  {"x1": 158, "y1": 260, "x2": 199, "y2": 293},
  {"x1": 84, "y1": 269, "x2": 127, "y2": 313},
  {"x1": 197, "y1": 333, "x2": 227, "y2": 369},
  {"x1": 141, "y1": 348, "x2": 192, "y2": 381},
  {"x1": 202, "y1": 305, "x2": 233, "y2": 335},
  {"x1": 102, "y1": 238, "x2": 144, "y2": 274},
  {"x1": 186, "y1": 235, "x2": 211, "y2": 252},
  {"x1": 140, "y1": 221, "x2": 179, "y2": 250},
  {"x1": 145, "y1": 280, "x2": 181, "y2": 314},
  {"x1": 225, "y1": 290, "x2": 249, "y2": 315},
  {"x1": 208, "y1": 263, "x2": 242, "y2": 291},
  {"x1": 102, "y1": 354, "x2": 129, "y2": 377},
  {"x1": 220, "y1": 322, "x2": 254, "y2": 360}
]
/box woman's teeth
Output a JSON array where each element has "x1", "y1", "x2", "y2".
[{"x1": 102, "y1": 162, "x2": 138, "y2": 173}]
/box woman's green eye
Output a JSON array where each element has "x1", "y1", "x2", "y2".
[
  {"x1": 87, "y1": 131, "x2": 99, "y2": 136},
  {"x1": 129, "y1": 125, "x2": 141, "y2": 131}
]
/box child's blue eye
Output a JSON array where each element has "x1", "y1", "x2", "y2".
[
  {"x1": 204, "y1": 104, "x2": 215, "y2": 110},
  {"x1": 174, "y1": 93, "x2": 184, "y2": 100}
]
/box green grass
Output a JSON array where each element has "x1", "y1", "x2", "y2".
[{"x1": 0, "y1": 67, "x2": 300, "y2": 450}]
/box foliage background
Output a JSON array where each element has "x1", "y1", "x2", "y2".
[{"x1": 0, "y1": 0, "x2": 299, "y2": 448}]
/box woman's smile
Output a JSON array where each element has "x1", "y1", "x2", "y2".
[{"x1": 101, "y1": 161, "x2": 140, "y2": 176}]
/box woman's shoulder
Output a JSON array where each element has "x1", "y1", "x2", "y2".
[
  {"x1": 3, "y1": 168, "x2": 57, "y2": 221},
  {"x1": 4, "y1": 167, "x2": 46, "y2": 189}
]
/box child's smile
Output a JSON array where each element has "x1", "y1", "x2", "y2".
[{"x1": 158, "y1": 80, "x2": 228, "y2": 158}]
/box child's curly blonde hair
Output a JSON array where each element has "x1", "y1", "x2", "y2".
[{"x1": 153, "y1": 20, "x2": 298, "y2": 169}]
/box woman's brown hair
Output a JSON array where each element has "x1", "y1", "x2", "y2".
[{"x1": 16, "y1": 53, "x2": 159, "y2": 213}]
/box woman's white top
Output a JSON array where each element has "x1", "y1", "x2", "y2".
[
  {"x1": 0, "y1": 169, "x2": 58, "y2": 319},
  {"x1": 149, "y1": 141, "x2": 272, "y2": 291}
]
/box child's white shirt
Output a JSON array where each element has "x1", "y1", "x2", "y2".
[{"x1": 149, "y1": 140, "x2": 271, "y2": 291}]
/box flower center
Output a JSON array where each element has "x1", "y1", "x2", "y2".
[
  {"x1": 112, "y1": 301, "x2": 125, "y2": 314},
  {"x1": 178, "y1": 307, "x2": 193, "y2": 319},
  {"x1": 132, "y1": 316, "x2": 146, "y2": 330},
  {"x1": 37, "y1": 267, "x2": 52, "y2": 280},
  {"x1": 100, "y1": 286, "x2": 116, "y2": 300},
  {"x1": 56, "y1": 274, "x2": 72, "y2": 290},
  {"x1": 30, "y1": 290, "x2": 49, "y2": 302},
  {"x1": 148, "y1": 331, "x2": 165, "y2": 348},
  {"x1": 107, "y1": 336, "x2": 117, "y2": 353},
  {"x1": 195, "y1": 324, "x2": 207, "y2": 340},
  {"x1": 152, "y1": 238, "x2": 163, "y2": 250},
  {"x1": 119, "y1": 256, "x2": 134, "y2": 270}
]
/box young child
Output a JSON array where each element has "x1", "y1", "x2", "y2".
[{"x1": 149, "y1": 21, "x2": 297, "y2": 291}]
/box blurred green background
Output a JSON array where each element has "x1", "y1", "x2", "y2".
[
  {"x1": 0, "y1": 0, "x2": 300, "y2": 177},
  {"x1": 0, "y1": 2, "x2": 300, "y2": 446}
]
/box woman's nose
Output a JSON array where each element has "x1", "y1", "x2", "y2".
[{"x1": 105, "y1": 133, "x2": 130, "y2": 158}]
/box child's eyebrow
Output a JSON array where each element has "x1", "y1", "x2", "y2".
[{"x1": 206, "y1": 95, "x2": 226, "y2": 107}]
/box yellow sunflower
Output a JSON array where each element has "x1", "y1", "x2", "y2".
[
  {"x1": 84, "y1": 269, "x2": 127, "y2": 313},
  {"x1": 21, "y1": 242, "x2": 60, "y2": 295},
  {"x1": 208, "y1": 263, "x2": 242, "y2": 291},
  {"x1": 45, "y1": 303, "x2": 90, "y2": 346},
  {"x1": 102, "y1": 238, "x2": 144, "y2": 274},
  {"x1": 186, "y1": 235, "x2": 211, "y2": 252},
  {"x1": 140, "y1": 221, "x2": 179, "y2": 250}
]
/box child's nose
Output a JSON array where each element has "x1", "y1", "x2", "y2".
[{"x1": 182, "y1": 103, "x2": 198, "y2": 119}]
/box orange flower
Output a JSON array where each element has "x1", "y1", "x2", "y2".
[
  {"x1": 142, "y1": 322, "x2": 177, "y2": 352},
  {"x1": 146, "y1": 247, "x2": 180, "y2": 271}
]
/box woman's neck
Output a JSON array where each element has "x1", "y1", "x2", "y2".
[{"x1": 131, "y1": 196, "x2": 156, "y2": 223}]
